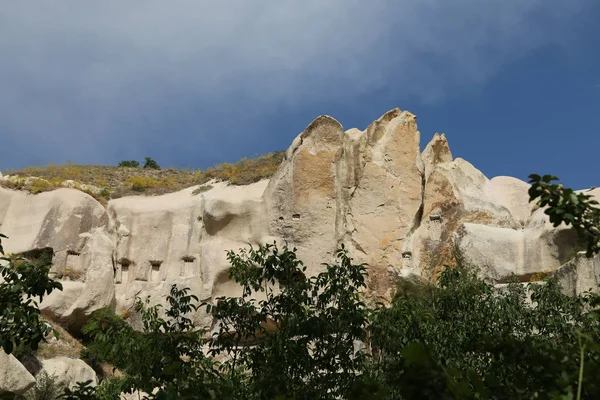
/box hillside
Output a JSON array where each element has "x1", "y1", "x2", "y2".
[{"x1": 0, "y1": 151, "x2": 284, "y2": 204}]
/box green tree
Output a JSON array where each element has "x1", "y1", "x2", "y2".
[
  {"x1": 370, "y1": 259, "x2": 600, "y2": 399},
  {"x1": 81, "y1": 286, "x2": 224, "y2": 399},
  {"x1": 207, "y1": 243, "x2": 374, "y2": 400},
  {"x1": 78, "y1": 243, "x2": 376, "y2": 399},
  {"x1": 366, "y1": 174, "x2": 600, "y2": 399},
  {"x1": 117, "y1": 160, "x2": 140, "y2": 168},
  {"x1": 142, "y1": 157, "x2": 160, "y2": 170}
]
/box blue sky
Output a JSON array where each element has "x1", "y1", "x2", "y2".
[{"x1": 1, "y1": 1, "x2": 599, "y2": 189}]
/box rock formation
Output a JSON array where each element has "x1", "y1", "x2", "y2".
[
  {"x1": 0, "y1": 350, "x2": 35, "y2": 395},
  {"x1": 39, "y1": 357, "x2": 98, "y2": 390},
  {"x1": 1, "y1": 108, "x2": 599, "y2": 389},
  {"x1": 0, "y1": 187, "x2": 114, "y2": 331},
  {"x1": 108, "y1": 181, "x2": 272, "y2": 326}
]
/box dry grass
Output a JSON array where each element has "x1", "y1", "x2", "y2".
[
  {"x1": 1, "y1": 151, "x2": 284, "y2": 203},
  {"x1": 37, "y1": 319, "x2": 84, "y2": 360},
  {"x1": 198, "y1": 152, "x2": 284, "y2": 185}
]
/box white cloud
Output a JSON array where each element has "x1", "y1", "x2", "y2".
[{"x1": 0, "y1": 0, "x2": 592, "y2": 166}]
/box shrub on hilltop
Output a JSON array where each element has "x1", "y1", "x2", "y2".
[{"x1": 117, "y1": 160, "x2": 140, "y2": 168}]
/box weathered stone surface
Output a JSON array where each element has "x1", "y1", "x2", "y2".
[
  {"x1": 266, "y1": 109, "x2": 424, "y2": 297},
  {"x1": 341, "y1": 110, "x2": 424, "y2": 296},
  {"x1": 523, "y1": 205, "x2": 582, "y2": 274},
  {"x1": 485, "y1": 176, "x2": 533, "y2": 227},
  {"x1": 40, "y1": 229, "x2": 116, "y2": 331},
  {"x1": 0, "y1": 188, "x2": 114, "y2": 331},
  {"x1": 452, "y1": 193, "x2": 596, "y2": 284},
  {"x1": 121, "y1": 390, "x2": 151, "y2": 399},
  {"x1": 407, "y1": 157, "x2": 519, "y2": 279},
  {"x1": 265, "y1": 115, "x2": 344, "y2": 277},
  {"x1": 455, "y1": 223, "x2": 524, "y2": 280},
  {"x1": 0, "y1": 188, "x2": 108, "y2": 256},
  {"x1": 108, "y1": 181, "x2": 271, "y2": 326},
  {"x1": 1, "y1": 107, "x2": 598, "y2": 336},
  {"x1": 0, "y1": 350, "x2": 35, "y2": 395},
  {"x1": 201, "y1": 181, "x2": 272, "y2": 300},
  {"x1": 555, "y1": 253, "x2": 600, "y2": 296},
  {"x1": 108, "y1": 185, "x2": 206, "y2": 316},
  {"x1": 421, "y1": 133, "x2": 452, "y2": 181},
  {"x1": 40, "y1": 357, "x2": 97, "y2": 389}
]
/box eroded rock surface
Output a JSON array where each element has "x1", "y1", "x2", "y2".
[
  {"x1": 0, "y1": 108, "x2": 597, "y2": 334},
  {"x1": 108, "y1": 182, "x2": 271, "y2": 326},
  {"x1": 265, "y1": 109, "x2": 424, "y2": 296},
  {"x1": 555, "y1": 252, "x2": 600, "y2": 296},
  {"x1": 39, "y1": 357, "x2": 97, "y2": 390},
  {"x1": 0, "y1": 188, "x2": 114, "y2": 330},
  {"x1": 0, "y1": 350, "x2": 35, "y2": 395}
]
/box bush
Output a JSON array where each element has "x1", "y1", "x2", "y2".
[
  {"x1": 29, "y1": 179, "x2": 52, "y2": 194},
  {"x1": 80, "y1": 308, "x2": 129, "y2": 379},
  {"x1": 208, "y1": 243, "x2": 371, "y2": 399},
  {"x1": 24, "y1": 371, "x2": 61, "y2": 400},
  {"x1": 369, "y1": 258, "x2": 600, "y2": 399},
  {"x1": 81, "y1": 308, "x2": 127, "y2": 346},
  {"x1": 117, "y1": 160, "x2": 140, "y2": 168},
  {"x1": 128, "y1": 176, "x2": 159, "y2": 192},
  {"x1": 2, "y1": 151, "x2": 285, "y2": 200},
  {"x1": 81, "y1": 286, "x2": 221, "y2": 398},
  {"x1": 142, "y1": 157, "x2": 160, "y2": 170}
]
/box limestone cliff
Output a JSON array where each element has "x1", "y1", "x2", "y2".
[{"x1": 0, "y1": 108, "x2": 598, "y2": 335}]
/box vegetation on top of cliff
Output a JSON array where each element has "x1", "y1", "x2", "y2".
[{"x1": 0, "y1": 151, "x2": 284, "y2": 204}]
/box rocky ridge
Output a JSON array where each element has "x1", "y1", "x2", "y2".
[{"x1": 1, "y1": 108, "x2": 599, "y2": 391}]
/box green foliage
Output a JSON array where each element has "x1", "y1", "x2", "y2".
[
  {"x1": 56, "y1": 240, "x2": 600, "y2": 399},
  {"x1": 58, "y1": 381, "x2": 97, "y2": 400},
  {"x1": 0, "y1": 235, "x2": 62, "y2": 355},
  {"x1": 2, "y1": 151, "x2": 284, "y2": 200},
  {"x1": 529, "y1": 174, "x2": 600, "y2": 256},
  {"x1": 207, "y1": 243, "x2": 371, "y2": 399},
  {"x1": 73, "y1": 243, "x2": 373, "y2": 399},
  {"x1": 142, "y1": 157, "x2": 160, "y2": 170},
  {"x1": 117, "y1": 160, "x2": 140, "y2": 168},
  {"x1": 370, "y1": 260, "x2": 600, "y2": 399},
  {"x1": 127, "y1": 175, "x2": 174, "y2": 192},
  {"x1": 114, "y1": 156, "x2": 163, "y2": 171},
  {"x1": 81, "y1": 286, "x2": 224, "y2": 399},
  {"x1": 79, "y1": 308, "x2": 129, "y2": 377},
  {"x1": 54, "y1": 378, "x2": 125, "y2": 400}
]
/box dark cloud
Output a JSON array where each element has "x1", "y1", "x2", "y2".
[{"x1": 0, "y1": 0, "x2": 592, "y2": 169}]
